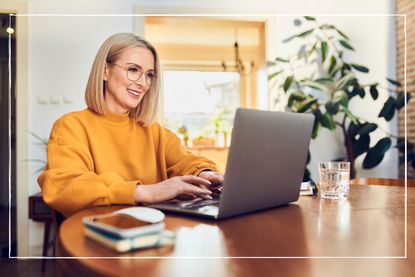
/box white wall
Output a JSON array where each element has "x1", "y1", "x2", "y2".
[{"x1": 17, "y1": 0, "x2": 396, "y2": 255}]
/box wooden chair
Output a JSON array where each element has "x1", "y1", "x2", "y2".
[
  {"x1": 29, "y1": 193, "x2": 65, "y2": 272},
  {"x1": 350, "y1": 178, "x2": 415, "y2": 187}
]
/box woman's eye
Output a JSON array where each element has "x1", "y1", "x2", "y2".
[
  {"x1": 128, "y1": 68, "x2": 139, "y2": 73},
  {"x1": 147, "y1": 72, "x2": 155, "y2": 78}
]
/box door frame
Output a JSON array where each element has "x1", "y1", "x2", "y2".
[{"x1": 0, "y1": 1, "x2": 29, "y2": 257}]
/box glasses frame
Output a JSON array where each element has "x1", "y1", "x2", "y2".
[{"x1": 108, "y1": 62, "x2": 155, "y2": 86}]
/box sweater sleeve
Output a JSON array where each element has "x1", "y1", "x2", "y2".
[
  {"x1": 37, "y1": 116, "x2": 139, "y2": 217},
  {"x1": 160, "y1": 126, "x2": 219, "y2": 177}
]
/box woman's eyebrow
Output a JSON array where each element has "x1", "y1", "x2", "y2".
[{"x1": 126, "y1": 62, "x2": 154, "y2": 71}]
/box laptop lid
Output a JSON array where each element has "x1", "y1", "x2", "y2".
[
  {"x1": 149, "y1": 108, "x2": 313, "y2": 219},
  {"x1": 216, "y1": 108, "x2": 314, "y2": 218}
]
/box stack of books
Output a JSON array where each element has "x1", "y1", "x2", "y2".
[{"x1": 82, "y1": 207, "x2": 175, "y2": 252}]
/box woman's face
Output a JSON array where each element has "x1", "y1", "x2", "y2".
[{"x1": 104, "y1": 46, "x2": 155, "y2": 114}]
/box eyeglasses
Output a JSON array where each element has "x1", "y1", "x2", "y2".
[{"x1": 108, "y1": 62, "x2": 156, "y2": 86}]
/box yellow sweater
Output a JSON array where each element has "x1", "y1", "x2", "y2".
[{"x1": 37, "y1": 109, "x2": 218, "y2": 217}]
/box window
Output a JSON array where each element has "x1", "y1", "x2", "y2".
[{"x1": 162, "y1": 70, "x2": 239, "y2": 146}]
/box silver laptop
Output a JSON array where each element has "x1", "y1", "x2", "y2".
[{"x1": 149, "y1": 108, "x2": 314, "y2": 219}]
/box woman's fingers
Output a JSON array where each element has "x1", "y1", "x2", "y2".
[{"x1": 180, "y1": 175, "x2": 212, "y2": 186}]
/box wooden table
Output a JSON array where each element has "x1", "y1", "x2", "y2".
[{"x1": 58, "y1": 185, "x2": 415, "y2": 277}]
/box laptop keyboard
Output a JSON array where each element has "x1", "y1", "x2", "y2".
[
  {"x1": 163, "y1": 196, "x2": 220, "y2": 210},
  {"x1": 182, "y1": 198, "x2": 219, "y2": 209}
]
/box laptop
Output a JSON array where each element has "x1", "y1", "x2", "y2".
[{"x1": 149, "y1": 108, "x2": 314, "y2": 219}]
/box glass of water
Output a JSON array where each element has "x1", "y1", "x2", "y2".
[{"x1": 318, "y1": 161, "x2": 350, "y2": 200}]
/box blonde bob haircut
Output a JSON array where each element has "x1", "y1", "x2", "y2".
[{"x1": 85, "y1": 33, "x2": 161, "y2": 126}]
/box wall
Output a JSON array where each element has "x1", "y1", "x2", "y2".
[
  {"x1": 13, "y1": 0, "x2": 395, "y2": 255},
  {"x1": 396, "y1": 0, "x2": 415, "y2": 178}
]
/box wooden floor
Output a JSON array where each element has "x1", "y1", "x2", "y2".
[
  {"x1": 0, "y1": 258, "x2": 58, "y2": 277},
  {"x1": 1, "y1": 206, "x2": 57, "y2": 276}
]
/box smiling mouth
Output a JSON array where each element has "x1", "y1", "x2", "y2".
[{"x1": 127, "y1": 89, "x2": 141, "y2": 98}]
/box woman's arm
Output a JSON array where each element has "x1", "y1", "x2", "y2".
[{"x1": 37, "y1": 116, "x2": 139, "y2": 217}]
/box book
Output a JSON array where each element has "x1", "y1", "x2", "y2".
[
  {"x1": 84, "y1": 227, "x2": 175, "y2": 252},
  {"x1": 82, "y1": 207, "x2": 166, "y2": 239}
]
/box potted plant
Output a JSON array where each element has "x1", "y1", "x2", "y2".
[{"x1": 268, "y1": 16, "x2": 412, "y2": 180}]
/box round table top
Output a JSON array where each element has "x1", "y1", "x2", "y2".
[{"x1": 58, "y1": 185, "x2": 415, "y2": 276}]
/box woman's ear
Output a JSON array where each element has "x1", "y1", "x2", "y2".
[{"x1": 103, "y1": 64, "x2": 109, "y2": 81}]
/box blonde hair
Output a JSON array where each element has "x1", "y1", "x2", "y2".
[{"x1": 85, "y1": 33, "x2": 161, "y2": 125}]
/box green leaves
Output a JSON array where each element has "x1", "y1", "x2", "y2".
[
  {"x1": 333, "y1": 90, "x2": 349, "y2": 107},
  {"x1": 386, "y1": 78, "x2": 402, "y2": 87},
  {"x1": 321, "y1": 41, "x2": 328, "y2": 62},
  {"x1": 369, "y1": 84, "x2": 379, "y2": 100},
  {"x1": 325, "y1": 101, "x2": 339, "y2": 114},
  {"x1": 298, "y1": 28, "x2": 314, "y2": 38},
  {"x1": 358, "y1": 123, "x2": 377, "y2": 135},
  {"x1": 351, "y1": 63, "x2": 369, "y2": 73},
  {"x1": 339, "y1": 39, "x2": 355, "y2": 51},
  {"x1": 396, "y1": 92, "x2": 411, "y2": 110},
  {"x1": 297, "y1": 98, "x2": 318, "y2": 113},
  {"x1": 268, "y1": 70, "x2": 283, "y2": 81},
  {"x1": 304, "y1": 16, "x2": 316, "y2": 21},
  {"x1": 301, "y1": 79, "x2": 329, "y2": 91},
  {"x1": 363, "y1": 138, "x2": 392, "y2": 169},
  {"x1": 378, "y1": 96, "x2": 396, "y2": 121},
  {"x1": 321, "y1": 112, "x2": 336, "y2": 130},
  {"x1": 335, "y1": 28, "x2": 349, "y2": 39},
  {"x1": 335, "y1": 73, "x2": 354, "y2": 91},
  {"x1": 283, "y1": 75, "x2": 294, "y2": 92},
  {"x1": 353, "y1": 134, "x2": 370, "y2": 158},
  {"x1": 284, "y1": 28, "x2": 315, "y2": 42}
]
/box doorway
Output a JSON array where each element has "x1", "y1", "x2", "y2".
[{"x1": 0, "y1": 13, "x2": 16, "y2": 257}]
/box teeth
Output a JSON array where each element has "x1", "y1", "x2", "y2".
[{"x1": 127, "y1": 89, "x2": 139, "y2": 96}]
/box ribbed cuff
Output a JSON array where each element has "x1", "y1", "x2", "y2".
[{"x1": 108, "y1": 180, "x2": 141, "y2": 204}]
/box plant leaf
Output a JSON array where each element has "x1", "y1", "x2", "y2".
[
  {"x1": 369, "y1": 85, "x2": 379, "y2": 100},
  {"x1": 307, "y1": 41, "x2": 318, "y2": 56},
  {"x1": 328, "y1": 56, "x2": 337, "y2": 74},
  {"x1": 320, "y1": 24, "x2": 335, "y2": 30},
  {"x1": 315, "y1": 77, "x2": 334, "y2": 85},
  {"x1": 348, "y1": 121, "x2": 361, "y2": 137},
  {"x1": 297, "y1": 28, "x2": 314, "y2": 38},
  {"x1": 283, "y1": 75, "x2": 294, "y2": 92},
  {"x1": 325, "y1": 101, "x2": 339, "y2": 114},
  {"x1": 304, "y1": 16, "x2": 316, "y2": 21},
  {"x1": 396, "y1": 92, "x2": 411, "y2": 110},
  {"x1": 333, "y1": 90, "x2": 349, "y2": 108},
  {"x1": 301, "y1": 79, "x2": 328, "y2": 91},
  {"x1": 378, "y1": 96, "x2": 396, "y2": 121},
  {"x1": 288, "y1": 91, "x2": 306, "y2": 107},
  {"x1": 386, "y1": 78, "x2": 402, "y2": 87},
  {"x1": 358, "y1": 123, "x2": 378, "y2": 135},
  {"x1": 353, "y1": 134, "x2": 370, "y2": 158},
  {"x1": 363, "y1": 138, "x2": 392, "y2": 168},
  {"x1": 268, "y1": 70, "x2": 283, "y2": 81},
  {"x1": 297, "y1": 98, "x2": 318, "y2": 113},
  {"x1": 351, "y1": 63, "x2": 369, "y2": 73},
  {"x1": 343, "y1": 107, "x2": 358, "y2": 124},
  {"x1": 321, "y1": 41, "x2": 328, "y2": 62},
  {"x1": 335, "y1": 73, "x2": 354, "y2": 91},
  {"x1": 335, "y1": 27, "x2": 349, "y2": 39},
  {"x1": 321, "y1": 112, "x2": 336, "y2": 130},
  {"x1": 311, "y1": 111, "x2": 322, "y2": 139},
  {"x1": 339, "y1": 39, "x2": 355, "y2": 51},
  {"x1": 275, "y1": 57, "x2": 289, "y2": 63}
]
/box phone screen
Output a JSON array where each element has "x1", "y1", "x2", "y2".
[{"x1": 93, "y1": 214, "x2": 150, "y2": 229}]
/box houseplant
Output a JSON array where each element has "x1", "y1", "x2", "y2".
[{"x1": 268, "y1": 16, "x2": 412, "y2": 180}]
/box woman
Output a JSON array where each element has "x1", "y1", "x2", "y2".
[{"x1": 38, "y1": 33, "x2": 224, "y2": 217}]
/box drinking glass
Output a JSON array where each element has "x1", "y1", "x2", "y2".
[{"x1": 318, "y1": 161, "x2": 350, "y2": 200}]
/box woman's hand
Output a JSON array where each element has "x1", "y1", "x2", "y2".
[
  {"x1": 134, "y1": 176, "x2": 213, "y2": 204},
  {"x1": 198, "y1": 171, "x2": 224, "y2": 189}
]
